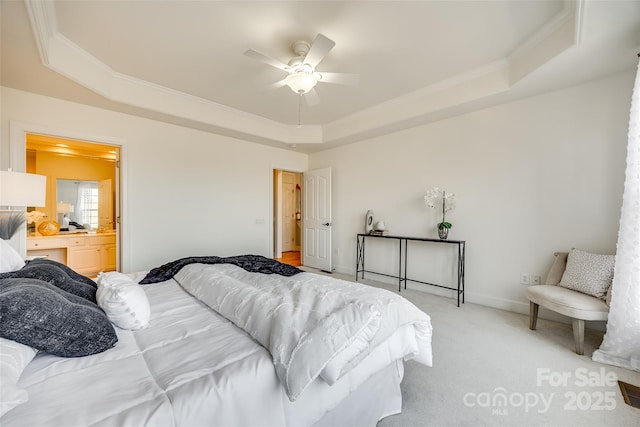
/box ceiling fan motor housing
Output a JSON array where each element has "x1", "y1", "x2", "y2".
[{"x1": 291, "y1": 40, "x2": 311, "y2": 57}]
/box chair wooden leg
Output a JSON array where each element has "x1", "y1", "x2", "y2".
[
  {"x1": 529, "y1": 302, "x2": 539, "y2": 330},
  {"x1": 572, "y1": 319, "x2": 585, "y2": 355}
]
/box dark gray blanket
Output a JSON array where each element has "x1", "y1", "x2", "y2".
[{"x1": 140, "y1": 254, "x2": 302, "y2": 284}]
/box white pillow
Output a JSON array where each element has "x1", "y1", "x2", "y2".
[
  {"x1": 0, "y1": 239, "x2": 25, "y2": 273},
  {"x1": 558, "y1": 248, "x2": 615, "y2": 300},
  {"x1": 96, "y1": 272, "x2": 151, "y2": 330},
  {"x1": 0, "y1": 337, "x2": 37, "y2": 416}
]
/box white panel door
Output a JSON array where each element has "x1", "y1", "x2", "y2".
[{"x1": 303, "y1": 167, "x2": 332, "y2": 271}]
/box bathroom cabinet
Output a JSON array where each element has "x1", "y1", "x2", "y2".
[{"x1": 27, "y1": 232, "x2": 117, "y2": 277}]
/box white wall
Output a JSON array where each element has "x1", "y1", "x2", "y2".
[
  {"x1": 1, "y1": 70, "x2": 633, "y2": 316},
  {"x1": 1, "y1": 87, "x2": 308, "y2": 272},
  {"x1": 309, "y1": 71, "x2": 633, "y2": 315}
]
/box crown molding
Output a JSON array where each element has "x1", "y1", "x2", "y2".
[
  {"x1": 24, "y1": 0, "x2": 582, "y2": 149},
  {"x1": 24, "y1": 0, "x2": 57, "y2": 65},
  {"x1": 507, "y1": 0, "x2": 583, "y2": 85},
  {"x1": 323, "y1": 60, "x2": 511, "y2": 144}
]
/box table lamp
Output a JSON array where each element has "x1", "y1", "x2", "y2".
[{"x1": 0, "y1": 169, "x2": 47, "y2": 240}]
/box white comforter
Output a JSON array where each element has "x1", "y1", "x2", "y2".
[
  {"x1": 4, "y1": 267, "x2": 433, "y2": 426},
  {"x1": 174, "y1": 263, "x2": 433, "y2": 401}
]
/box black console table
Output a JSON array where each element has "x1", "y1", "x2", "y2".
[{"x1": 356, "y1": 234, "x2": 466, "y2": 307}]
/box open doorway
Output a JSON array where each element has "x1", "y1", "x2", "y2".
[
  {"x1": 25, "y1": 134, "x2": 121, "y2": 276},
  {"x1": 273, "y1": 169, "x2": 302, "y2": 267}
]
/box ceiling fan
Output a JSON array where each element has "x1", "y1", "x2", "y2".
[{"x1": 244, "y1": 34, "x2": 359, "y2": 106}]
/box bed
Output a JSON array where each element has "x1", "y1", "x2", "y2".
[{"x1": 0, "y1": 251, "x2": 432, "y2": 427}]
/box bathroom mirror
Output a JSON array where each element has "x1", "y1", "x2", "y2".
[{"x1": 57, "y1": 179, "x2": 113, "y2": 230}]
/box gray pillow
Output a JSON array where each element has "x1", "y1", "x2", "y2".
[
  {"x1": 0, "y1": 261, "x2": 96, "y2": 302},
  {"x1": 558, "y1": 249, "x2": 615, "y2": 300},
  {"x1": 0, "y1": 278, "x2": 117, "y2": 357},
  {"x1": 27, "y1": 258, "x2": 97, "y2": 289}
]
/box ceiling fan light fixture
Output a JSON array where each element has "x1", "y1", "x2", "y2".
[
  {"x1": 246, "y1": 33, "x2": 356, "y2": 104},
  {"x1": 285, "y1": 71, "x2": 317, "y2": 94}
]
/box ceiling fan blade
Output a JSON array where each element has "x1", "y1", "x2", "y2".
[
  {"x1": 304, "y1": 88, "x2": 320, "y2": 107},
  {"x1": 319, "y1": 72, "x2": 359, "y2": 86},
  {"x1": 304, "y1": 34, "x2": 335, "y2": 68},
  {"x1": 244, "y1": 49, "x2": 289, "y2": 72},
  {"x1": 267, "y1": 79, "x2": 288, "y2": 91}
]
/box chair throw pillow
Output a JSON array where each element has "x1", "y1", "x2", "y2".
[
  {"x1": 558, "y1": 249, "x2": 615, "y2": 300},
  {"x1": 0, "y1": 278, "x2": 117, "y2": 357}
]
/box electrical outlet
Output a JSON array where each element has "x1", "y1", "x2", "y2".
[
  {"x1": 520, "y1": 273, "x2": 530, "y2": 285},
  {"x1": 531, "y1": 275, "x2": 541, "y2": 285}
]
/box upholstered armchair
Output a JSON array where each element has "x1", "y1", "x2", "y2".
[{"x1": 526, "y1": 251, "x2": 612, "y2": 355}]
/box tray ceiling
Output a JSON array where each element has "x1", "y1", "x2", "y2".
[{"x1": 2, "y1": 1, "x2": 639, "y2": 152}]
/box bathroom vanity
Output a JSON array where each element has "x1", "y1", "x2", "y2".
[{"x1": 27, "y1": 231, "x2": 117, "y2": 277}]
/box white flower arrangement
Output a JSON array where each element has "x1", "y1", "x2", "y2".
[
  {"x1": 424, "y1": 187, "x2": 456, "y2": 230},
  {"x1": 27, "y1": 210, "x2": 47, "y2": 225}
]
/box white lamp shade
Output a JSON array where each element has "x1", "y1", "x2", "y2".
[
  {"x1": 57, "y1": 202, "x2": 74, "y2": 214},
  {"x1": 0, "y1": 170, "x2": 47, "y2": 207},
  {"x1": 285, "y1": 72, "x2": 318, "y2": 94}
]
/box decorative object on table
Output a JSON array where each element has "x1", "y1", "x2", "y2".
[
  {"x1": 437, "y1": 225, "x2": 449, "y2": 240},
  {"x1": 365, "y1": 210, "x2": 374, "y2": 234},
  {"x1": 0, "y1": 169, "x2": 47, "y2": 240},
  {"x1": 26, "y1": 210, "x2": 47, "y2": 234},
  {"x1": 37, "y1": 220, "x2": 60, "y2": 236},
  {"x1": 424, "y1": 186, "x2": 456, "y2": 240},
  {"x1": 370, "y1": 220, "x2": 389, "y2": 236}
]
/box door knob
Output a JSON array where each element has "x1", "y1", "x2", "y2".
[{"x1": 323, "y1": 222, "x2": 331, "y2": 226}]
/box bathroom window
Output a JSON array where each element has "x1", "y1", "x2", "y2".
[{"x1": 77, "y1": 183, "x2": 99, "y2": 229}]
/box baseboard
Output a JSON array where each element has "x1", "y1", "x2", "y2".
[
  {"x1": 334, "y1": 264, "x2": 606, "y2": 332},
  {"x1": 464, "y1": 290, "x2": 530, "y2": 314}
]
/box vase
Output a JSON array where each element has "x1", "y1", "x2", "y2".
[
  {"x1": 438, "y1": 227, "x2": 449, "y2": 240},
  {"x1": 38, "y1": 220, "x2": 60, "y2": 236}
]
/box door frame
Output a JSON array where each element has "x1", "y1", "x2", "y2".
[
  {"x1": 269, "y1": 166, "x2": 304, "y2": 261},
  {"x1": 9, "y1": 121, "x2": 127, "y2": 271}
]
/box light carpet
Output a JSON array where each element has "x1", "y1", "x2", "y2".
[{"x1": 303, "y1": 268, "x2": 640, "y2": 426}]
